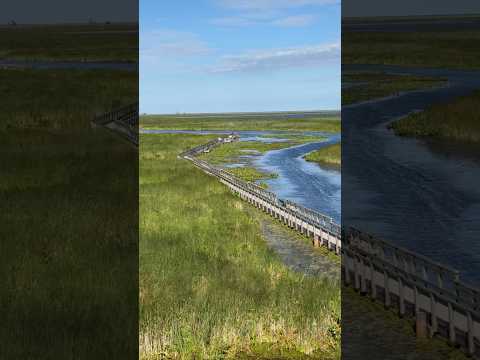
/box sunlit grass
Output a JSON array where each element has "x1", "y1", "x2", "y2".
[
  {"x1": 304, "y1": 144, "x2": 341, "y2": 166},
  {"x1": 140, "y1": 115, "x2": 340, "y2": 133},
  {"x1": 140, "y1": 133, "x2": 340, "y2": 359},
  {"x1": 228, "y1": 167, "x2": 278, "y2": 183}
]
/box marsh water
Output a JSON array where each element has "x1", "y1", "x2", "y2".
[{"x1": 343, "y1": 64, "x2": 480, "y2": 285}]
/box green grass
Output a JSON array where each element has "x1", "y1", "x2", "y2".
[
  {"x1": 0, "y1": 24, "x2": 138, "y2": 62},
  {"x1": 343, "y1": 72, "x2": 446, "y2": 105},
  {"x1": 0, "y1": 129, "x2": 138, "y2": 359},
  {"x1": 228, "y1": 167, "x2": 278, "y2": 183},
  {"x1": 304, "y1": 144, "x2": 341, "y2": 166},
  {"x1": 140, "y1": 133, "x2": 340, "y2": 359},
  {"x1": 0, "y1": 68, "x2": 138, "y2": 130},
  {"x1": 140, "y1": 115, "x2": 340, "y2": 133},
  {"x1": 389, "y1": 90, "x2": 480, "y2": 143},
  {"x1": 342, "y1": 30, "x2": 480, "y2": 69}
]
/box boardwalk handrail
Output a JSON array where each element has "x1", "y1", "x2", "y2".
[{"x1": 92, "y1": 103, "x2": 139, "y2": 146}]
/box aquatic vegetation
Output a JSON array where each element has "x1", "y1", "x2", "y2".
[
  {"x1": 228, "y1": 166, "x2": 278, "y2": 183},
  {"x1": 140, "y1": 134, "x2": 340, "y2": 359},
  {"x1": 304, "y1": 144, "x2": 341, "y2": 166},
  {"x1": 199, "y1": 140, "x2": 300, "y2": 164},
  {"x1": 389, "y1": 90, "x2": 480, "y2": 143},
  {"x1": 343, "y1": 72, "x2": 446, "y2": 105}
]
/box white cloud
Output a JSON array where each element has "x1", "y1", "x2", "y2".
[
  {"x1": 271, "y1": 14, "x2": 316, "y2": 27},
  {"x1": 210, "y1": 42, "x2": 340, "y2": 73},
  {"x1": 210, "y1": 13, "x2": 317, "y2": 27},
  {"x1": 217, "y1": 0, "x2": 338, "y2": 11},
  {"x1": 210, "y1": 17, "x2": 255, "y2": 27},
  {"x1": 140, "y1": 29, "x2": 211, "y2": 61}
]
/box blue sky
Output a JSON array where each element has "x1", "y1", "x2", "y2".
[{"x1": 140, "y1": 0, "x2": 340, "y2": 114}]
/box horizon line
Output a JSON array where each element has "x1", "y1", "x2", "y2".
[{"x1": 140, "y1": 109, "x2": 341, "y2": 117}]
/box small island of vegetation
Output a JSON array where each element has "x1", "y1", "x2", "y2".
[
  {"x1": 304, "y1": 144, "x2": 341, "y2": 167},
  {"x1": 389, "y1": 90, "x2": 480, "y2": 143}
]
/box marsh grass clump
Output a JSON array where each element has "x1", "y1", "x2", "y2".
[
  {"x1": 228, "y1": 167, "x2": 278, "y2": 183},
  {"x1": 304, "y1": 144, "x2": 341, "y2": 166},
  {"x1": 140, "y1": 134, "x2": 341, "y2": 359},
  {"x1": 389, "y1": 91, "x2": 480, "y2": 143}
]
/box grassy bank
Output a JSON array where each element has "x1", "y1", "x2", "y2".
[
  {"x1": 228, "y1": 167, "x2": 278, "y2": 183},
  {"x1": 389, "y1": 91, "x2": 480, "y2": 143},
  {"x1": 1, "y1": 130, "x2": 138, "y2": 359},
  {"x1": 0, "y1": 24, "x2": 138, "y2": 62},
  {"x1": 342, "y1": 30, "x2": 480, "y2": 69},
  {"x1": 140, "y1": 115, "x2": 340, "y2": 133},
  {"x1": 140, "y1": 133, "x2": 340, "y2": 359},
  {"x1": 0, "y1": 68, "x2": 137, "y2": 130},
  {"x1": 343, "y1": 72, "x2": 446, "y2": 105},
  {"x1": 304, "y1": 144, "x2": 341, "y2": 166}
]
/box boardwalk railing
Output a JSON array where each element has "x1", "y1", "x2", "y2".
[
  {"x1": 91, "y1": 103, "x2": 139, "y2": 146},
  {"x1": 180, "y1": 135, "x2": 480, "y2": 359}
]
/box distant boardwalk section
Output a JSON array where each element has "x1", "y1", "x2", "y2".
[{"x1": 92, "y1": 103, "x2": 139, "y2": 146}]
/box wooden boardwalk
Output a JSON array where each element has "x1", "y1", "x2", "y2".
[{"x1": 181, "y1": 136, "x2": 480, "y2": 359}]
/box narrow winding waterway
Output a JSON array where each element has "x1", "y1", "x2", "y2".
[{"x1": 343, "y1": 64, "x2": 480, "y2": 284}]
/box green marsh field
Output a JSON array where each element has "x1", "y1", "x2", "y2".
[
  {"x1": 1, "y1": 24, "x2": 138, "y2": 358},
  {"x1": 140, "y1": 113, "x2": 340, "y2": 133},
  {"x1": 342, "y1": 24, "x2": 480, "y2": 70},
  {"x1": 0, "y1": 68, "x2": 137, "y2": 130},
  {"x1": 0, "y1": 23, "x2": 138, "y2": 62},
  {"x1": 1, "y1": 130, "x2": 138, "y2": 359},
  {"x1": 140, "y1": 134, "x2": 341, "y2": 359}
]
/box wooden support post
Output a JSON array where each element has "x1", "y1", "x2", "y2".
[
  {"x1": 384, "y1": 271, "x2": 391, "y2": 307},
  {"x1": 398, "y1": 277, "x2": 405, "y2": 316},
  {"x1": 360, "y1": 260, "x2": 367, "y2": 294},
  {"x1": 354, "y1": 258, "x2": 360, "y2": 290},
  {"x1": 448, "y1": 302, "x2": 456, "y2": 344},
  {"x1": 416, "y1": 311, "x2": 428, "y2": 338},
  {"x1": 467, "y1": 312, "x2": 475, "y2": 356},
  {"x1": 430, "y1": 293, "x2": 437, "y2": 337},
  {"x1": 370, "y1": 264, "x2": 377, "y2": 300}
]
